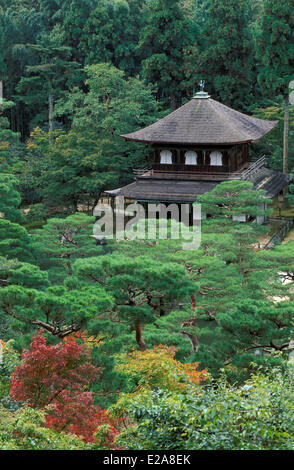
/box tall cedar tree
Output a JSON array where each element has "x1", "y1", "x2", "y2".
[
  {"x1": 139, "y1": 0, "x2": 195, "y2": 109},
  {"x1": 199, "y1": 0, "x2": 254, "y2": 109},
  {"x1": 52, "y1": 0, "x2": 96, "y2": 66},
  {"x1": 16, "y1": 43, "x2": 80, "y2": 133},
  {"x1": 258, "y1": 0, "x2": 294, "y2": 174},
  {"x1": 0, "y1": 2, "x2": 46, "y2": 138},
  {"x1": 0, "y1": 7, "x2": 5, "y2": 93},
  {"x1": 80, "y1": 0, "x2": 144, "y2": 76},
  {"x1": 41, "y1": 63, "x2": 158, "y2": 212}
]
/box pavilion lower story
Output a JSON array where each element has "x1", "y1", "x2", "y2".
[{"x1": 104, "y1": 167, "x2": 289, "y2": 208}]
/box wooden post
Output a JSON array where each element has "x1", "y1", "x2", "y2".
[{"x1": 283, "y1": 95, "x2": 289, "y2": 174}]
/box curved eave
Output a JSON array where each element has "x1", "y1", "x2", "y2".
[
  {"x1": 121, "y1": 136, "x2": 253, "y2": 145},
  {"x1": 121, "y1": 121, "x2": 278, "y2": 145}
]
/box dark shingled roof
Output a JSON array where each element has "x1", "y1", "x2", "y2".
[
  {"x1": 121, "y1": 97, "x2": 278, "y2": 145},
  {"x1": 105, "y1": 178, "x2": 218, "y2": 202},
  {"x1": 105, "y1": 171, "x2": 290, "y2": 202},
  {"x1": 248, "y1": 168, "x2": 290, "y2": 199}
]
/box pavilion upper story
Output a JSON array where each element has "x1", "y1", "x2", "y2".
[
  {"x1": 105, "y1": 90, "x2": 289, "y2": 203},
  {"x1": 122, "y1": 90, "x2": 278, "y2": 178}
]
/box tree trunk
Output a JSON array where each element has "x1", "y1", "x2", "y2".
[
  {"x1": 170, "y1": 93, "x2": 176, "y2": 111},
  {"x1": 72, "y1": 197, "x2": 79, "y2": 213},
  {"x1": 159, "y1": 297, "x2": 165, "y2": 316},
  {"x1": 283, "y1": 95, "x2": 289, "y2": 174},
  {"x1": 91, "y1": 194, "x2": 101, "y2": 213},
  {"x1": 0, "y1": 80, "x2": 3, "y2": 103},
  {"x1": 191, "y1": 294, "x2": 196, "y2": 311},
  {"x1": 135, "y1": 321, "x2": 147, "y2": 351},
  {"x1": 49, "y1": 91, "x2": 54, "y2": 137},
  {"x1": 181, "y1": 331, "x2": 199, "y2": 352}
]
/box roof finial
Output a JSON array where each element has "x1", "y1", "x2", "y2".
[
  {"x1": 200, "y1": 79, "x2": 205, "y2": 92},
  {"x1": 193, "y1": 80, "x2": 210, "y2": 99}
]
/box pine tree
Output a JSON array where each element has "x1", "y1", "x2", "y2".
[
  {"x1": 73, "y1": 252, "x2": 194, "y2": 351},
  {"x1": 0, "y1": 219, "x2": 33, "y2": 262},
  {"x1": 30, "y1": 213, "x2": 106, "y2": 283},
  {"x1": 0, "y1": 282, "x2": 113, "y2": 339},
  {"x1": 0, "y1": 173, "x2": 23, "y2": 223}
]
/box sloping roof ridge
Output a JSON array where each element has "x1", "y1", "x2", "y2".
[
  {"x1": 255, "y1": 174, "x2": 275, "y2": 190},
  {"x1": 208, "y1": 99, "x2": 251, "y2": 141},
  {"x1": 120, "y1": 99, "x2": 195, "y2": 140},
  {"x1": 149, "y1": 98, "x2": 199, "y2": 126}
]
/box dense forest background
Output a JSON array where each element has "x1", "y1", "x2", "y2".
[
  {"x1": 0, "y1": 0, "x2": 294, "y2": 213},
  {"x1": 1, "y1": 0, "x2": 294, "y2": 451}
]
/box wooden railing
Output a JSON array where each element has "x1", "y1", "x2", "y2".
[
  {"x1": 133, "y1": 167, "x2": 152, "y2": 176},
  {"x1": 240, "y1": 156, "x2": 267, "y2": 181},
  {"x1": 133, "y1": 156, "x2": 268, "y2": 181},
  {"x1": 263, "y1": 217, "x2": 294, "y2": 249},
  {"x1": 150, "y1": 171, "x2": 236, "y2": 180},
  {"x1": 133, "y1": 166, "x2": 236, "y2": 179}
]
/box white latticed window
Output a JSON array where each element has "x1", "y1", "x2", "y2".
[
  {"x1": 160, "y1": 150, "x2": 173, "y2": 164},
  {"x1": 185, "y1": 151, "x2": 197, "y2": 165},
  {"x1": 210, "y1": 151, "x2": 223, "y2": 166}
]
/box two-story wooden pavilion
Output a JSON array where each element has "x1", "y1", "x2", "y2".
[{"x1": 105, "y1": 89, "x2": 289, "y2": 217}]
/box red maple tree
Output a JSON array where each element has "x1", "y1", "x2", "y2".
[
  {"x1": 10, "y1": 330, "x2": 119, "y2": 446},
  {"x1": 45, "y1": 390, "x2": 119, "y2": 445}
]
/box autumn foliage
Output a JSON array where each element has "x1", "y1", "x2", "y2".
[
  {"x1": 10, "y1": 330, "x2": 119, "y2": 446},
  {"x1": 10, "y1": 330, "x2": 98, "y2": 407},
  {"x1": 45, "y1": 390, "x2": 119, "y2": 445},
  {"x1": 64, "y1": 330, "x2": 105, "y2": 347},
  {"x1": 116, "y1": 345, "x2": 207, "y2": 392}
]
